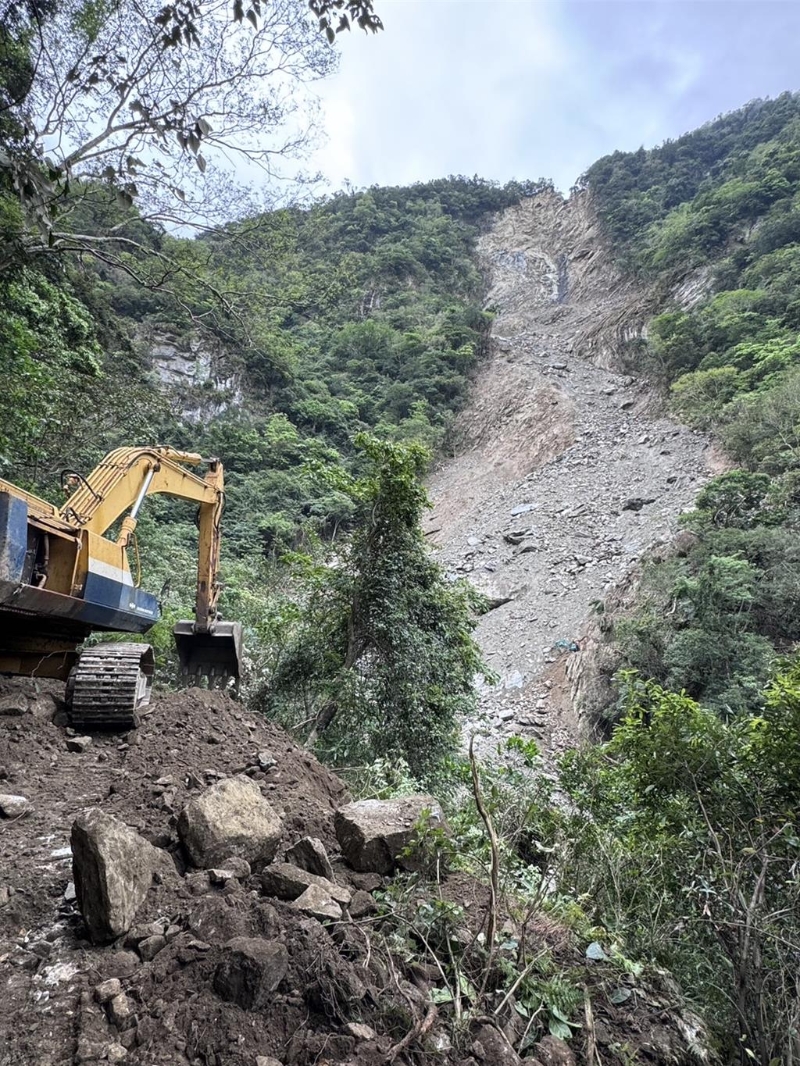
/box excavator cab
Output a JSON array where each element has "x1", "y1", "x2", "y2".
[{"x1": 173, "y1": 619, "x2": 243, "y2": 688}]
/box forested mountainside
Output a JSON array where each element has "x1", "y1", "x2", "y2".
[
  {"x1": 581, "y1": 92, "x2": 800, "y2": 717},
  {"x1": 4, "y1": 41, "x2": 800, "y2": 1062}
]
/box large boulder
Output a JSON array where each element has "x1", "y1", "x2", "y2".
[
  {"x1": 178, "y1": 776, "x2": 282, "y2": 870},
  {"x1": 71, "y1": 810, "x2": 170, "y2": 943},
  {"x1": 213, "y1": 937, "x2": 288, "y2": 1010},
  {"x1": 334, "y1": 795, "x2": 447, "y2": 874},
  {"x1": 260, "y1": 862, "x2": 351, "y2": 905}
]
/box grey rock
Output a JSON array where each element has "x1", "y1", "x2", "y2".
[
  {"x1": 349, "y1": 889, "x2": 378, "y2": 918},
  {"x1": 260, "y1": 862, "x2": 350, "y2": 905},
  {"x1": 255, "y1": 1058, "x2": 284, "y2": 1066},
  {"x1": 178, "y1": 775, "x2": 282, "y2": 870},
  {"x1": 0, "y1": 797, "x2": 30, "y2": 818},
  {"x1": 0, "y1": 794, "x2": 31, "y2": 818},
  {"x1": 622, "y1": 496, "x2": 656, "y2": 512},
  {"x1": 335, "y1": 795, "x2": 447, "y2": 874},
  {"x1": 106, "y1": 1044, "x2": 127, "y2": 1064},
  {"x1": 0, "y1": 696, "x2": 27, "y2": 717},
  {"x1": 71, "y1": 810, "x2": 169, "y2": 943},
  {"x1": 291, "y1": 884, "x2": 341, "y2": 921},
  {"x1": 220, "y1": 855, "x2": 251, "y2": 880},
  {"x1": 503, "y1": 530, "x2": 527, "y2": 545},
  {"x1": 346, "y1": 1022, "x2": 377, "y2": 1041},
  {"x1": 137, "y1": 934, "x2": 167, "y2": 961},
  {"x1": 107, "y1": 992, "x2": 135, "y2": 1029},
  {"x1": 94, "y1": 978, "x2": 122, "y2": 1004},
  {"x1": 285, "y1": 837, "x2": 333, "y2": 880},
  {"x1": 209, "y1": 868, "x2": 235, "y2": 885},
  {"x1": 213, "y1": 937, "x2": 288, "y2": 1009},
  {"x1": 66, "y1": 736, "x2": 92, "y2": 753},
  {"x1": 509, "y1": 503, "x2": 536, "y2": 517}
]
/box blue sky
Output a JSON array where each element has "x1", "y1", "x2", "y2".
[{"x1": 308, "y1": 0, "x2": 800, "y2": 192}]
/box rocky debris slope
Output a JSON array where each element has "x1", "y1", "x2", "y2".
[
  {"x1": 426, "y1": 191, "x2": 719, "y2": 754},
  {"x1": 0, "y1": 681, "x2": 712, "y2": 1066}
]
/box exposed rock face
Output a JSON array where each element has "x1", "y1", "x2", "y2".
[
  {"x1": 213, "y1": 937, "x2": 288, "y2": 1010},
  {"x1": 426, "y1": 189, "x2": 715, "y2": 757},
  {"x1": 177, "y1": 776, "x2": 282, "y2": 870},
  {"x1": 71, "y1": 811, "x2": 168, "y2": 943},
  {"x1": 285, "y1": 836, "x2": 334, "y2": 880},
  {"x1": 144, "y1": 329, "x2": 243, "y2": 423},
  {"x1": 335, "y1": 796, "x2": 447, "y2": 874},
  {"x1": 260, "y1": 862, "x2": 350, "y2": 905}
]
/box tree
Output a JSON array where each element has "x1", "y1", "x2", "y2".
[
  {"x1": 561, "y1": 667, "x2": 800, "y2": 1065},
  {"x1": 0, "y1": 0, "x2": 382, "y2": 288},
  {"x1": 258, "y1": 434, "x2": 486, "y2": 779}
]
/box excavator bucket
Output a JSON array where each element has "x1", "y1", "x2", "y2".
[{"x1": 173, "y1": 620, "x2": 243, "y2": 687}]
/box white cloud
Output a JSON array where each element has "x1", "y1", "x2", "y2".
[{"x1": 308, "y1": 0, "x2": 800, "y2": 194}]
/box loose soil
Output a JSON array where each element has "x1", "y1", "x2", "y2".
[{"x1": 0, "y1": 680, "x2": 713, "y2": 1066}]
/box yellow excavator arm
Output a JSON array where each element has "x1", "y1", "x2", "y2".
[
  {"x1": 60, "y1": 446, "x2": 224, "y2": 633},
  {"x1": 0, "y1": 445, "x2": 241, "y2": 729}
]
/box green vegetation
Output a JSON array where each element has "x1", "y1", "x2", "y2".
[
  {"x1": 257, "y1": 434, "x2": 486, "y2": 779},
  {"x1": 584, "y1": 94, "x2": 800, "y2": 722},
  {"x1": 573, "y1": 95, "x2": 800, "y2": 1060},
  {"x1": 559, "y1": 668, "x2": 800, "y2": 1065}
]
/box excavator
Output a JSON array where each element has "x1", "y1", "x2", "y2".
[{"x1": 0, "y1": 447, "x2": 242, "y2": 730}]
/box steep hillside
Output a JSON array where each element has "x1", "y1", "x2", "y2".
[
  {"x1": 426, "y1": 190, "x2": 717, "y2": 753},
  {"x1": 578, "y1": 92, "x2": 800, "y2": 719}
]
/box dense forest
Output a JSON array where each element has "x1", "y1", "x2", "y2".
[
  {"x1": 564, "y1": 92, "x2": 800, "y2": 1064},
  {"x1": 2, "y1": 1, "x2": 800, "y2": 1058},
  {"x1": 580, "y1": 92, "x2": 800, "y2": 718}
]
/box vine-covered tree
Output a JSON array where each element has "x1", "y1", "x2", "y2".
[{"x1": 259, "y1": 435, "x2": 487, "y2": 779}]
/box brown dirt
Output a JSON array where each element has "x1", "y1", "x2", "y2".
[{"x1": 0, "y1": 678, "x2": 713, "y2": 1066}]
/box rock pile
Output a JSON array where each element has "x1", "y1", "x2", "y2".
[{"x1": 426, "y1": 190, "x2": 716, "y2": 758}]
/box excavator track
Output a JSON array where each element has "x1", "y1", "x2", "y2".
[{"x1": 67, "y1": 643, "x2": 155, "y2": 731}]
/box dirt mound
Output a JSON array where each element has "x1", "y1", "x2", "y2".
[
  {"x1": 0, "y1": 678, "x2": 715, "y2": 1066},
  {"x1": 0, "y1": 681, "x2": 367, "y2": 1066}
]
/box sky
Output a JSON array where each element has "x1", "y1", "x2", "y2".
[{"x1": 307, "y1": 0, "x2": 800, "y2": 193}]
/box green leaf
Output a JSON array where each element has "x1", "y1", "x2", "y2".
[
  {"x1": 548, "y1": 1018, "x2": 572, "y2": 1041},
  {"x1": 430, "y1": 987, "x2": 453, "y2": 1005}
]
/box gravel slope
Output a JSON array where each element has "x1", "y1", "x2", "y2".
[{"x1": 426, "y1": 191, "x2": 719, "y2": 756}]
